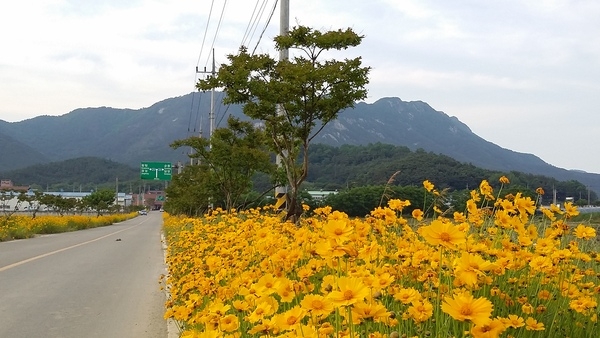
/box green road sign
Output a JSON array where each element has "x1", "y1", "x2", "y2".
[{"x1": 141, "y1": 162, "x2": 172, "y2": 181}]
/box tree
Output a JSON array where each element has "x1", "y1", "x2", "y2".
[
  {"x1": 0, "y1": 190, "x2": 21, "y2": 225},
  {"x1": 17, "y1": 191, "x2": 44, "y2": 218},
  {"x1": 170, "y1": 116, "x2": 274, "y2": 213},
  {"x1": 164, "y1": 165, "x2": 213, "y2": 216},
  {"x1": 82, "y1": 190, "x2": 115, "y2": 216},
  {"x1": 198, "y1": 25, "x2": 370, "y2": 221}
]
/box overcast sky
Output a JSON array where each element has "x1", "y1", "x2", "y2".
[{"x1": 1, "y1": 0, "x2": 599, "y2": 174}]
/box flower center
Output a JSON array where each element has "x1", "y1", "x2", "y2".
[{"x1": 460, "y1": 306, "x2": 472, "y2": 316}]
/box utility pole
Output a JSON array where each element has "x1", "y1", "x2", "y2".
[
  {"x1": 275, "y1": 0, "x2": 289, "y2": 211},
  {"x1": 196, "y1": 49, "x2": 217, "y2": 210},
  {"x1": 115, "y1": 177, "x2": 119, "y2": 209},
  {"x1": 195, "y1": 49, "x2": 216, "y2": 148}
]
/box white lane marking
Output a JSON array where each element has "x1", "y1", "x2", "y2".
[{"x1": 0, "y1": 219, "x2": 146, "y2": 272}]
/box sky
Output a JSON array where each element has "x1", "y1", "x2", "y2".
[{"x1": 1, "y1": 0, "x2": 599, "y2": 174}]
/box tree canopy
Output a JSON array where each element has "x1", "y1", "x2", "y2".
[
  {"x1": 168, "y1": 116, "x2": 274, "y2": 214},
  {"x1": 197, "y1": 25, "x2": 370, "y2": 220}
]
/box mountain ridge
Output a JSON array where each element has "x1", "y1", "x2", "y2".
[{"x1": 1, "y1": 92, "x2": 599, "y2": 193}]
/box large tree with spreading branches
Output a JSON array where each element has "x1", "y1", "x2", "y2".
[{"x1": 197, "y1": 25, "x2": 370, "y2": 220}]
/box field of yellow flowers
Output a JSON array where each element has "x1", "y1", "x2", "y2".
[
  {"x1": 0, "y1": 213, "x2": 137, "y2": 241},
  {"x1": 163, "y1": 178, "x2": 599, "y2": 337}
]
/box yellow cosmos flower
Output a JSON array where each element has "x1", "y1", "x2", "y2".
[
  {"x1": 502, "y1": 314, "x2": 525, "y2": 328},
  {"x1": 276, "y1": 279, "x2": 296, "y2": 303},
  {"x1": 540, "y1": 207, "x2": 557, "y2": 221},
  {"x1": 255, "y1": 273, "x2": 281, "y2": 296},
  {"x1": 327, "y1": 276, "x2": 370, "y2": 307},
  {"x1": 454, "y1": 252, "x2": 494, "y2": 287},
  {"x1": 513, "y1": 193, "x2": 536, "y2": 217},
  {"x1": 246, "y1": 302, "x2": 274, "y2": 323},
  {"x1": 497, "y1": 198, "x2": 517, "y2": 214},
  {"x1": 274, "y1": 306, "x2": 307, "y2": 331},
  {"x1": 300, "y1": 294, "x2": 334, "y2": 317},
  {"x1": 412, "y1": 209, "x2": 424, "y2": 221},
  {"x1": 564, "y1": 202, "x2": 579, "y2": 217},
  {"x1": 453, "y1": 211, "x2": 467, "y2": 222},
  {"x1": 407, "y1": 299, "x2": 433, "y2": 323},
  {"x1": 323, "y1": 219, "x2": 354, "y2": 244},
  {"x1": 471, "y1": 318, "x2": 506, "y2": 338},
  {"x1": 479, "y1": 180, "x2": 494, "y2": 200},
  {"x1": 351, "y1": 301, "x2": 390, "y2": 322},
  {"x1": 248, "y1": 318, "x2": 277, "y2": 335},
  {"x1": 521, "y1": 303, "x2": 534, "y2": 314},
  {"x1": 393, "y1": 287, "x2": 421, "y2": 304},
  {"x1": 373, "y1": 272, "x2": 395, "y2": 290},
  {"x1": 499, "y1": 176, "x2": 510, "y2": 184},
  {"x1": 423, "y1": 180, "x2": 435, "y2": 192},
  {"x1": 419, "y1": 219, "x2": 466, "y2": 249},
  {"x1": 574, "y1": 224, "x2": 596, "y2": 239},
  {"x1": 219, "y1": 314, "x2": 240, "y2": 332},
  {"x1": 569, "y1": 296, "x2": 598, "y2": 313},
  {"x1": 524, "y1": 317, "x2": 545, "y2": 331},
  {"x1": 232, "y1": 299, "x2": 251, "y2": 312},
  {"x1": 441, "y1": 292, "x2": 494, "y2": 326},
  {"x1": 529, "y1": 255, "x2": 553, "y2": 272},
  {"x1": 388, "y1": 198, "x2": 411, "y2": 211}
]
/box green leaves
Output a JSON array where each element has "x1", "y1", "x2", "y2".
[
  {"x1": 196, "y1": 25, "x2": 370, "y2": 219},
  {"x1": 168, "y1": 117, "x2": 275, "y2": 214}
]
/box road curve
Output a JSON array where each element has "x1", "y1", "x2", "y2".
[{"x1": 0, "y1": 212, "x2": 168, "y2": 338}]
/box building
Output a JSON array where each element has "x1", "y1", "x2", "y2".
[
  {"x1": 132, "y1": 190, "x2": 166, "y2": 210},
  {"x1": 0, "y1": 179, "x2": 29, "y2": 192}
]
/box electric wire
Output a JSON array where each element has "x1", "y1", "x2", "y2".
[
  {"x1": 188, "y1": 0, "x2": 216, "y2": 136},
  {"x1": 189, "y1": 0, "x2": 279, "y2": 151},
  {"x1": 251, "y1": 0, "x2": 278, "y2": 55},
  {"x1": 203, "y1": 0, "x2": 228, "y2": 69},
  {"x1": 240, "y1": 0, "x2": 261, "y2": 47},
  {"x1": 241, "y1": 0, "x2": 269, "y2": 48}
]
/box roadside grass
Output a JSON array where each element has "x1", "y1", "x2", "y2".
[
  {"x1": 0, "y1": 213, "x2": 138, "y2": 242},
  {"x1": 571, "y1": 212, "x2": 600, "y2": 225},
  {"x1": 162, "y1": 179, "x2": 600, "y2": 338}
]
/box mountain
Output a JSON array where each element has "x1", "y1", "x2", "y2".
[
  {"x1": 0, "y1": 157, "x2": 139, "y2": 191},
  {"x1": 0, "y1": 131, "x2": 50, "y2": 171},
  {"x1": 1, "y1": 92, "x2": 599, "y2": 193}
]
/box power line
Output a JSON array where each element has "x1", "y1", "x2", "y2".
[
  {"x1": 196, "y1": 0, "x2": 216, "y2": 69},
  {"x1": 252, "y1": 0, "x2": 278, "y2": 55},
  {"x1": 240, "y1": 0, "x2": 263, "y2": 47},
  {"x1": 242, "y1": 0, "x2": 269, "y2": 48},
  {"x1": 204, "y1": 0, "x2": 228, "y2": 68}
]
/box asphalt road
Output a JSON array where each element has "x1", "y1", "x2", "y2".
[{"x1": 0, "y1": 212, "x2": 168, "y2": 338}]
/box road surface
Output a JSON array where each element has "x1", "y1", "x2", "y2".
[{"x1": 0, "y1": 212, "x2": 168, "y2": 338}]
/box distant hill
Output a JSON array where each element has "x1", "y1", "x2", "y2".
[
  {"x1": 0, "y1": 131, "x2": 50, "y2": 171},
  {"x1": 1, "y1": 92, "x2": 599, "y2": 194},
  {"x1": 0, "y1": 157, "x2": 145, "y2": 192}
]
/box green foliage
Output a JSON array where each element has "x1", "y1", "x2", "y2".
[
  {"x1": 324, "y1": 185, "x2": 424, "y2": 217},
  {"x1": 164, "y1": 165, "x2": 212, "y2": 216},
  {"x1": 304, "y1": 143, "x2": 596, "y2": 205},
  {"x1": 82, "y1": 189, "x2": 115, "y2": 216},
  {"x1": 168, "y1": 116, "x2": 274, "y2": 214},
  {"x1": 0, "y1": 157, "x2": 157, "y2": 193},
  {"x1": 198, "y1": 25, "x2": 370, "y2": 220}
]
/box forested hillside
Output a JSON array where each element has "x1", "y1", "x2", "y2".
[
  {"x1": 304, "y1": 143, "x2": 595, "y2": 205},
  {"x1": 0, "y1": 157, "x2": 162, "y2": 192},
  {"x1": 2, "y1": 145, "x2": 595, "y2": 207},
  {"x1": 3, "y1": 93, "x2": 600, "y2": 195}
]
